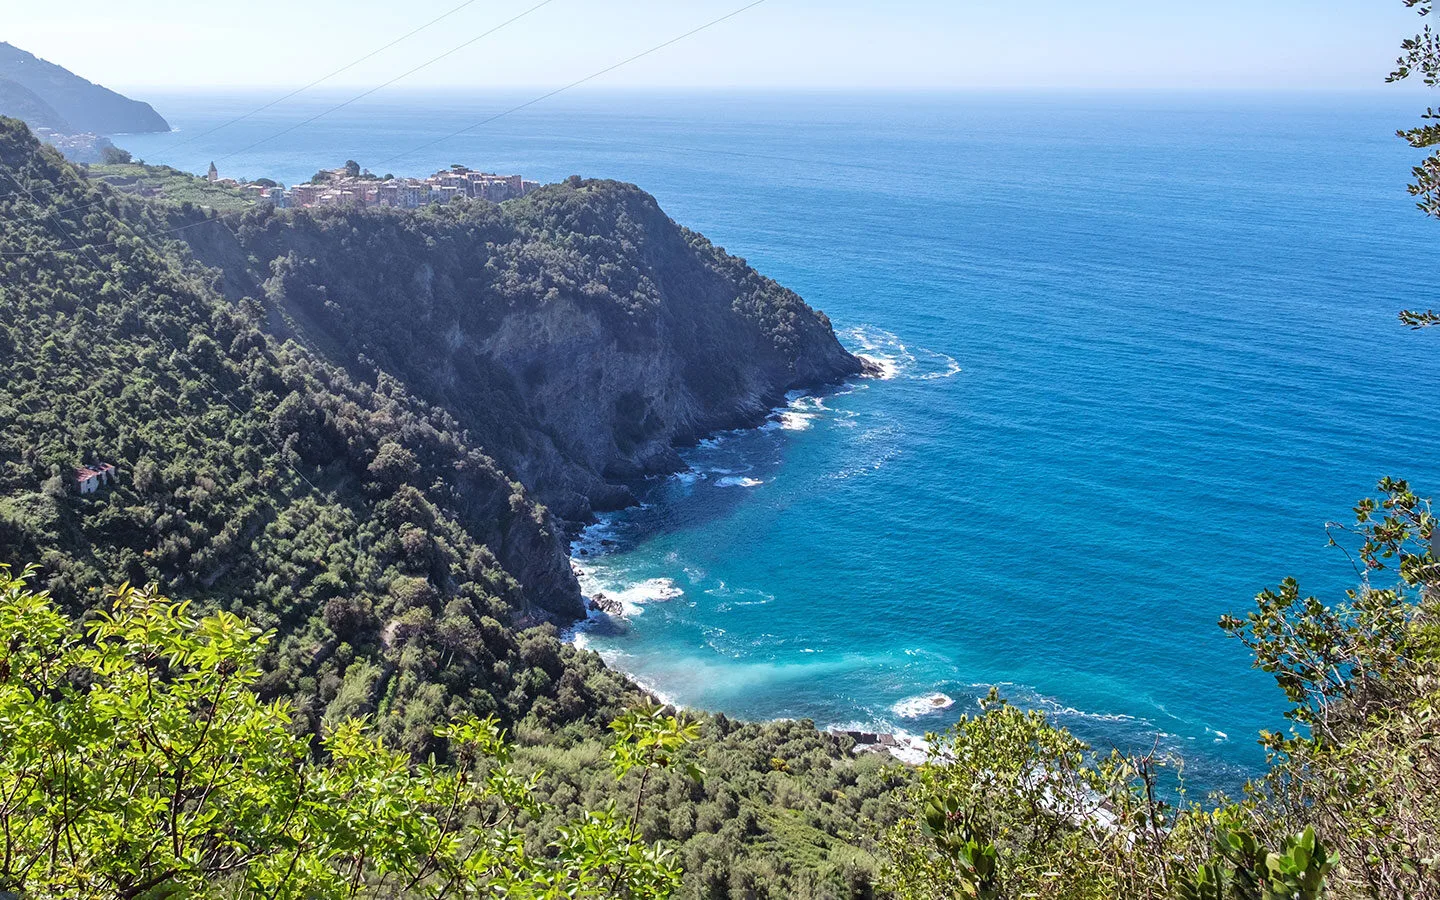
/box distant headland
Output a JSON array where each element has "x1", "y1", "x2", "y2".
[{"x1": 0, "y1": 41, "x2": 169, "y2": 136}]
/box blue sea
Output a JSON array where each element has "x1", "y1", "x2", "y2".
[{"x1": 123, "y1": 89, "x2": 1440, "y2": 792}]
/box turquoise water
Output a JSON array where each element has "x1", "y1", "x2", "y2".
[{"x1": 123, "y1": 90, "x2": 1440, "y2": 790}]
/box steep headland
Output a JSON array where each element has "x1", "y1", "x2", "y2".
[
  {"x1": 0, "y1": 115, "x2": 897, "y2": 892},
  {"x1": 179, "y1": 176, "x2": 869, "y2": 521}
]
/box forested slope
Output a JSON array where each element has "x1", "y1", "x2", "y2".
[
  {"x1": 0, "y1": 116, "x2": 626, "y2": 752},
  {"x1": 0, "y1": 77, "x2": 70, "y2": 132}
]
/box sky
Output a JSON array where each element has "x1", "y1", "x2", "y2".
[{"x1": 2, "y1": 0, "x2": 1432, "y2": 93}]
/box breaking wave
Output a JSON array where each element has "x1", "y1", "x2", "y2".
[
  {"x1": 892, "y1": 692, "x2": 957, "y2": 718},
  {"x1": 843, "y1": 324, "x2": 961, "y2": 381}
]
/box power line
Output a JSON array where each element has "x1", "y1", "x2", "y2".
[
  {"x1": 534, "y1": 132, "x2": 901, "y2": 177},
  {"x1": 0, "y1": 0, "x2": 777, "y2": 504},
  {"x1": 2, "y1": 0, "x2": 774, "y2": 257},
  {"x1": 5, "y1": 195, "x2": 112, "y2": 224},
  {"x1": 215, "y1": 0, "x2": 560, "y2": 163},
  {"x1": 375, "y1": 0, "x2": 768, "y2": 169},
  {"x1": 0, "y1": 128, "x2": 892, "y2": 232},
  {"x1": 0, "y1": 0, "x2": 560, "y2": 204},
  {"x1": 0, "y1": 204, "x2": 252, "y2": 255},
  {"x1": 0, "y1": 170, "x2": 244, "y2": 466},
  {"x1": 164, "y1": 0, "x2": 490, "y2": 152}
]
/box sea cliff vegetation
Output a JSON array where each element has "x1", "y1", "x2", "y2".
[{"x1": 1, "y1": 486, "x2": 1435, "y2": 898}]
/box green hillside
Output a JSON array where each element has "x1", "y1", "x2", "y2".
[{"x1": 2, "y1": 94, "x2": 1438, "y2": 896}]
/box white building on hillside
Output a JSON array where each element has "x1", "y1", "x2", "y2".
[{"x1": 73, "y1": 462, "x2": 117, "y2": 494}]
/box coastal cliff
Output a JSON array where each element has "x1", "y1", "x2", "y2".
[{"x1": 182, "y1": 177, "x2": 868, "y2": 521}]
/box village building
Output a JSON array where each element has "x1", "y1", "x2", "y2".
[
  {"x1": 73, "y1": 462, "x2": 116, "y2": 494},
  {"x1": 238, "y1": 162, "x2": 540, "y2": 212}
]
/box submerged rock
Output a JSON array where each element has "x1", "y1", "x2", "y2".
[{"x1": 892, "y1": 692, "x2": 957, "y2": 719}]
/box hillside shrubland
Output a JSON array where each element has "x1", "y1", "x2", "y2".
[{"x1": 2, "y1": 482, "x2": 1434, "y2": 898}]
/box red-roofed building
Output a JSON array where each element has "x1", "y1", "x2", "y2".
[{"x1": 73, "y1": 462, "x2": 116, "y2": 494}]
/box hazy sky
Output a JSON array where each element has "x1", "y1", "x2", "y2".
[{"x1": 3, "y1": 0, "x2": 1431, "y2": 93}]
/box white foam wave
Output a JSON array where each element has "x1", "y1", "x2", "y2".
[
  {"x1": 892, "y1": 692, "x2": 957, "y2": 719},
  {"x1": 715, "y1": 476, "x2": 764, "y2": 488},
  {"x1": 706, "y1": 584, "x2": 775, "y2": 609},
  {"x1": 828, "y1": 722, "x2": 933, "y2": 764},
  {"x1": 843, "y1": 324, "x2": 961, "y2": 382},
  {"x1": 984, "y1": 682, "x2": 1151, "y2": 728},
  {"x1": 570, "y1": 513, "x2": 622, "y2": 558},
  {"x1": 1049, "y1": 705, "x2": 1143, "y2": 724},
  {"x1": 857, "y1": 353, "x2": 901, "y2": 380},
  {"x1": 916, "y1": 348, "x2": 961, "y2": 379},
  {"x1": 608, "y1": 577, "x2": 683, "y2": 613},
  {"x1": 886, "y1": 731, "x2": 933, "y2": 765},
  {"x1": 770, "y1": 392, "x2": 830, "y2": 431}
]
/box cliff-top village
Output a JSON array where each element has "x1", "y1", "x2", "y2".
[{"x1": 206, "y1": 160, "x2": 541, "y2": 210}]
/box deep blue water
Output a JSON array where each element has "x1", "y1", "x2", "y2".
[{"x1": 123, "y1": 90, "x2": 1440, "y2": 792}]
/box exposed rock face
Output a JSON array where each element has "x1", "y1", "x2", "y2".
[{"x1": 187, "y1": 178, "x2": 867, "y2": 533}]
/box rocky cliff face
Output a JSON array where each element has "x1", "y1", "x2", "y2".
[{"x1": 189, "y1": 178, "x2": 868, "y2": 528}]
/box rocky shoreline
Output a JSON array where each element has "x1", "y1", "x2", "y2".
[{"x1": 828, "y1": 729, "x2": 932, "y2": 765}]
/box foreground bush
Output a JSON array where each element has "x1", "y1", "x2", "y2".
[
  {"x1": 883, "y1": 479, "x2": 1437, "y2": 900},
  {"x1": 0, "y1": 564, "x2": 696, "y2": 899}
]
